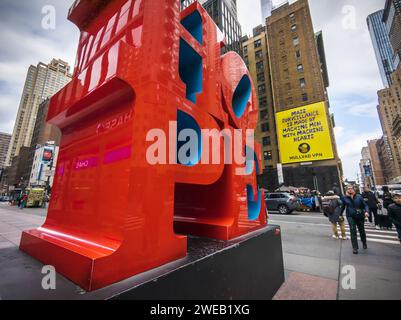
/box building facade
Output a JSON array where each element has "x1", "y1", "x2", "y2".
[
  {"x1": 367, "y1": 139, "x2": 386, "y2": 186},
  {"x1": 0, "y1": 132, "x2": 11, "y2": 169},
  {"x1": 383, "y1": 0, "x2": 401, "y2": 68},
  {"x1": 22, "y1": 99, "x2": 61, "y2": 184},
  {"x1": 367, "y1": 10, "x2": 395, "y2": 87},
  {"x1": 262, "y1": 0, "x2": 342, "y2": 193},
  {"x1": 5, "y1": 59, "x2": 71, "y2": 166},
  {"x1": 181, "y1": 0, "x2": 242, "y2": 54},
  {"x1": 359, "y1": 140, "x2": 386, "y2": 188},
  {"x1": 359, "y1": 146, "x2": 372, "y2": 188},
  {"x1": 377, "y1": 67, "x2": 401, "y2": 183},
  {"x1": 242, "y1": 26, "x2": 279, "y2": 191},
  {"x1": 29, "y1": 142, "x2": 59, "y2": 189}
]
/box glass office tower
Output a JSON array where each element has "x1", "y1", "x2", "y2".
[
  {"x1": 181, "y1": 0, "x2": 242, "y2": 54},
  {"x1": 367, "y1": 10, "x2": 395, "y2": 87}
]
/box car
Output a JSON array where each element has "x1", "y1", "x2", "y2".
[
  {"x1": 265, "y1": 192, "x2": 300, "y2": 214},
  {"x1": 0, "y1": 196, "x2": 10, "y2": 202}
]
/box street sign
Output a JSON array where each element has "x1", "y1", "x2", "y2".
[{"x1": 277, "y1": 163, "x2": 284, "y2": 185}]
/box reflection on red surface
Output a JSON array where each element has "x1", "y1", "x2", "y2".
[{"x1": 20, "y1": 0, "x2": 266, "y2": 291}]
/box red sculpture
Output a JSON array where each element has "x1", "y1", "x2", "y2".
[{"x1": 20, "y1": 0, "x2": 266, "y2": 291}]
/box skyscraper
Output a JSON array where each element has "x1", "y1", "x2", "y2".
[
  {"x1": 0, "y1": 132, "x2": 11, "y2": 169},
  {"x1": 383, "y1": 0, "x2": 401, "y2": 68},
  {"x1": 181, "y1": 0, "x2": 242, "y2": 54},
  {"x1": 265, "y1": 0, "x2": 342, "y2": 192},
  {"x1": 377, "y1": 67, "x2": 401, "y2": 183},
  {"x1": 261, "y1": 0, "x2": 272, "y2": 21},
  {"x1": 242, "y1": 26, "x2": 279, "y2": 191},
  {"x1": 367, "y1": 10, "x2": 395, "y2": 87},
  {"x1": 5, "y1": 59, "x2": 72, "y2": 166}
]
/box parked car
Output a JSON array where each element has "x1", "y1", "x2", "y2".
[
  {"x1": 0, "y1": 196, "x2": 10, "y2": 202},
  {"x1": 265, "y1": 193, "x2": 300, "y2": 214}
]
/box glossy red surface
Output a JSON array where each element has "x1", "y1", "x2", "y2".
[{"x1": 20, "y1": 0, "x2": 267, "y2": 291}]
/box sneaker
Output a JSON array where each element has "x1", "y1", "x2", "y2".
[
  {"x1": 363, "y1": 244, "x2": 368, "y2": 250},
  {"x1": 375, "y1": 226, "x2": 380, "y2": 230},
  {"x1": 353, "y1": 249, "x2": 358, "y2": 254},
  {"x1": 332, "y1": 235, "x2": 339, "y2": 239},
  {"x1": 341, "y1": 236, "x2": 349, "y2": 240}
]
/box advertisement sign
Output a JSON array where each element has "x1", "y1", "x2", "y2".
[
  {"x1": 364, "y1": 165, "x2": 372, "y2": 177},
  {"x1": 42, "y1": 148, "x2": 53, "y2": 162},
  {"x1": 276, "y1": 101, "x2": 334, "y2": 164}
]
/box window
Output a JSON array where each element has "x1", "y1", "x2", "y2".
[
  {"x1": 256, "y1": 61, "x2": 264, "y2": 71},
  {"x1": 291, "y1": 24, "x2": 297, "y2": 31},
  {"x1": 259, "y1": 97, "x2": 267, "y2": 108},
  {"x1": 260, "y1": 110, "x2": 268, "y2": 120},
  {"x1": 261, "y1": 122, "x2": 269, "y2": 132},
  {"x1": 297, "y1": 64, "x2": 304, "y2": 72},
  {"x1": 243, "y1": 45, "x2": 248, "y2": 55},
  {"x1": 293, "y1": 37, "x2": 299, "y2": 46},
  {"x1": 262, "y1": 136, "x2": 271, "y2": 146},
  {"x1": 254, "y1": 39, "x2": 262, "y2": 48},
  {"x1": 255, "y1": 50, "x2": 263, "y2": 59},
  {"x1": 295, "y1": 50, "x2": 301, "y2": 58},
  {"x1": 289, "y1": 13, "x2": 295, "y2": 18},
  {"x1": 257, "y1": 73, "x2": 265, "y2": 82},
  {"x1": 258, "y1": 84, "x2": 266, "y2": 94},
  {"x1": 299, "y1": 78, "x2": 306, "y2": 88},
  {"x1": 263, "y1": 150, "x2": 273, "y2": 160},
  {"x1": 302, "y1": 93, "x2": 308, "y2": 102}
]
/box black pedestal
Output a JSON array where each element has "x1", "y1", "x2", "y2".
[{"x1": 0, "y1": 225, "x2": 284, "y2": 300}]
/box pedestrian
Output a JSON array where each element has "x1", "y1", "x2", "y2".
[
  {"x1": 341, "y1": 185, "x2": 369, "y2": 254},
  {"x1": 362, "y1": 186, "x2": 381, "y2": 229},
  {"x1": 387, "y1": 194, "x2": 401, "y2": 244},
  {"x1": 19, "y1": 193, "x2": 28, "y2": 209},
  {"x1": 322, "y1": 191, "x2": 347, "y2": 240},
  {"x1": 382, "y1": 186, "x2": 393, "y2": 209},
  {"x1": 332, "y1": 183, "x2": 342, "y2": 196}
]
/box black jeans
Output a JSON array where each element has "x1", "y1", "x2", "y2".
[
  {"x1": 347, "y1": 216, "x2": 367, "y2": 250},
  {"x1": 368, "y1": 207, "x2": 378, "y2": 225}
]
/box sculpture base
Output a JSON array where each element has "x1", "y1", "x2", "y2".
[{"x1": 0, "y1": 226, "x2": 284, "y2": 300}]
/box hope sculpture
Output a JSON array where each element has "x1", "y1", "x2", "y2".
[{"x1": 20, "y1": 0, "x2": 267, "y2": 291}]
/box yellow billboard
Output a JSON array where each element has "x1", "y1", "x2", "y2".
[{"x1": 276, "y1": 101, "x2": 334, "y2": 164}]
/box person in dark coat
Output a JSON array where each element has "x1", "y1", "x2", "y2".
[
  {"x1": 382, "y1": 186, "x2": 393, "y2": 209},
  {"x1": 362, "y1": 187, "x2": 380, "y2": 228},
  {"x1": 341, "y1": 185, "x2": 369, "y2": 254},
  {"x1": 332, "y1": 183, "x2": 342, "y2": 196},
  {"x1": 322, "y1": 191, "x2": 346, "y2": 239},
  {"x1": 388, "y1": 194, "x2": 401, "y2": 244}
]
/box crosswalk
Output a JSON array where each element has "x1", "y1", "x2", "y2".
[{"x1": 339, "y1": 224, "x2": 400, "y2": 245}]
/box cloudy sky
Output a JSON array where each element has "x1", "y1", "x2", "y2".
[{"x1": 0, "y1": 0, "x2": 386, "y2": 180}]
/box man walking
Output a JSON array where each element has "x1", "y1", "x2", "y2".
[
  {"x1": 388, "y1": 194, "x2": 401, "y2": 244},
  {"x1": 341, "y1": 185, "x2": 370, "y2": 254},
  {"x1": 362, "y1": 187, "x2": 380, "y2": 229}
]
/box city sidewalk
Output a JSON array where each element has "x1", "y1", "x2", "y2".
[
  {"x1": 271, "y1": 213, "x2": 401, "y2": 300},
  {"x1": 1, "y1": 203, "x2": 400, "y2": 300},
  {"x1": 0, "y1": 203, "x2": 46, "y2": 249}
]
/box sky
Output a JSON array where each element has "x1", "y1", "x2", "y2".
[{"x1": 0, "y1": 0, "x2": 387, "y2": 180}]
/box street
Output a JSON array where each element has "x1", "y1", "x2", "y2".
[{"x1": 0, "y1": 202, "x2": 400, "y2": 300}]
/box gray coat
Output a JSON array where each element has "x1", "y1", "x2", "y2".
[{"x1": 322, "y1": 195, "x2": 343, "y2": 223}]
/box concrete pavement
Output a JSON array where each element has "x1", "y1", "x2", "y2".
[
  {"x1": 0, "y1": 203, "x2": 400, "y2": 299},
  {"x1": 270, "y1": 211, "x2": 401, "y2": 300}
]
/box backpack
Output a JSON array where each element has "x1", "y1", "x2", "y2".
[{"x1": 322, "y1": 199, "x2": 336, "y2": 217}]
